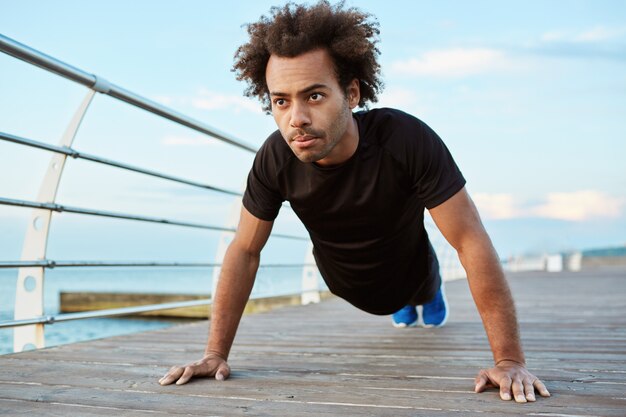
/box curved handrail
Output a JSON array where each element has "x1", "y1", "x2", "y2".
[
  {"x1": 0, "y1": 131, "x2": 243, "y2": 197},
  {"x1": 0, "y1": 196, "x2": 307, "y2": 240},
  {"x1": 0, "y1": 299, "x2": 212, "y2": 329},
  {"x1": 0, "y1": 261, "x2": 315, "y2": 269},
  {"x1": 0, "y1": 34, "x2": 257, "y2": 153},
  {"x1": 0, "y1": 34, "x2": 321, "y2": 352},
  {"x1": 0, "y1": 284, "x2": 323, "y2": 330}
]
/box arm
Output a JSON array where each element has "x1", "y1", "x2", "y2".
[
  {"x1": 428, "y1": 187, "x2": 549, "y2": 403},
  {"x1": 159, "y1": 206, "x2": 273, "y2": 385}
]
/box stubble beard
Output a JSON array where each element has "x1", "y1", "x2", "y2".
[{"x1": 287, "y1": 102, "x2": 352, "y2": 164}]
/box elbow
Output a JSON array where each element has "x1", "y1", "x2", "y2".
[{"x1": 454, "y1": 229, "x2": 497, "y2": 265}]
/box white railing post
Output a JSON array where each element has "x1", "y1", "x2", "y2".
[
  {"x1": 13, "y1": 89, "x2": 96, "y2": 352},
  {"x1": 211, "y1": 197, "x2": 242, "y2": 300},
  {"x1": 301, "y1": 242, "x2": 320, "y2": 305}
]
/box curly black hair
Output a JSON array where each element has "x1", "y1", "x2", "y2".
[{"x1": 233, "y1": 1, "x2": 383, "y2": 112}]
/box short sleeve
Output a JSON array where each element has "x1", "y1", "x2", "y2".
[
  {"x1": 412, "y1": 120, "x2": 466, "y2": 209},
  {"x1": 242, "y1": 135, "x2": 285, "y2": 221}
]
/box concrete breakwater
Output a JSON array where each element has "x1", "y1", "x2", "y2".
[{"x1": 60, "y1": 291, "x2": 333, "y2": 319}]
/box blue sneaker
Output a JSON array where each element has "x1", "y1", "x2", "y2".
[
  {"x1": 392, "y1": 305, "x2": 418, "y2": 328},
  {"x1": 421, "y1": 284, "x2": 449, "y2": 328}
]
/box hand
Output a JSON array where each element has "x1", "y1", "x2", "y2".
[
  {"x1": 474, "y1": 361, "x2": 550, "y2": 403},
  {"x1": 159, "y1": 353, "x2": 231, "y2": 386}
]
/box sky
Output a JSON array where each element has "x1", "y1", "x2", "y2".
[{"x1": 1, "y1": 0, "x2": 625, "y2": 263}]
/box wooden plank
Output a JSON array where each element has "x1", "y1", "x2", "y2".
[
  {"x1": 0, "y1": 398, "x2": 177, "y2": 417},
  {"x1": 0, "y1": 376, "x2": 623, "y2": 417},
  {"x1": 0, "y1": 267, "x2": 625, "y2": 416}
]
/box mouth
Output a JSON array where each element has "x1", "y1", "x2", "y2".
[
  {"x1": 293, "y1": 134, "x2": 316, "y2": 142},
  {"x1": 292, "y1": 135, "x2": 319, "y2": 148}
]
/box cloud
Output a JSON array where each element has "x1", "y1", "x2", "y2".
[
  {"x1": 191, "y1": 88, "x2": 262, "y2": 114},
  {"x1": 390, "y1": 26, "x2": 626, "y2": 77},
  {"x1": 531, "y1": 191, "x2": 625, "y2": 221},
  {"x1": 541, "y1": 26, "x2": 626, "y2": 43},
  {"x1": 151, "y1": 88, "x2": 263, "y2": 115},
  {"x1": 575, "y1": 26, "x2": 624, "y2": 42},
  {"x1": 473, "y1": 190, "x2": 625, "y2": 222},
  {"x1": 152, "y1": 95, "x2": 175, "y2": 106},
  {"x1": 375, "y1": 88, "x2": 417, "y2": 109},
  {"x1": 161, "y1": 135, "x2": 221, "y2": 147},
  {"x1": 390, "y1": 48, "x2": 510, "y2": 77},
  {"x1": 473, "y1": 193, "x2": 522, "y2": 220},
  {"x1": 534, "y1": 26, "x2": 626, "y2": 61}
]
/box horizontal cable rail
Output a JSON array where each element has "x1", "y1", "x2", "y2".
[
  {"x1": 0, "y1": 131, "x2": 294, "y2": 209},
  {"x1": 0, "y1": 34, "x2": 257, "y2": 153},
  {"x1": 0, "y1": 196, "x2": 308, "y2": 241},
  {"x1": 0, "y1": 287, "x2": 319, "y2": 329},
  {"x1": 0, "y1": 260, "x2": 315, "y2": 269},
  {"x1": 0, "y1": 131, "x2": 242, "y2": 197},
  {"x1": 0, "y1": 36, "x2": 320, "y2": 346},
  {"x1": 0, "y1": 299, "x2": 212, "y2": 329}
]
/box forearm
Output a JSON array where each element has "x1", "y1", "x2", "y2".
[
  {"x1": 458, "y1": 236, "x2": 525, "y2": 365},
  {"x1": 429, "y1": 189, "x2": 549, "y2": 402},
  {"x1": 205, "y1": 243, "x2": 259, "y2": 360}
]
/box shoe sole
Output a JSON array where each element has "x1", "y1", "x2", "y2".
[
  {"x1": 421, "y1": 284, "x2": 449, "y2": 328},
  {"x1": 392, "y1": 320, "x2": 418, "y2": 328}
]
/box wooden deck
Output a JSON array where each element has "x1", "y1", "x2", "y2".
[{"x1": 1, "y1": 267, "x2": 625, "y2": 416}]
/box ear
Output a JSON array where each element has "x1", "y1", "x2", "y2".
[{"x1": 347, "y1": 78, "x2": 361, "y2": 109}]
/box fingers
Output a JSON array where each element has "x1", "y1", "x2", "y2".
[
  {"x1": 519, "y1": 377, "x2": 551, "y2": 402},
  {"x1": 158, "y1": 356, "x2": 231, "y2": 386},
  {"x1": 523, "y1": 379, "x2": 536, "y2": 402},
  {"x1": 499, "y1": 376, "x2": 513, "y2": 401},
  {"x1": 158, "y1": 366, "x2": 184, "y2": 386},
  {"x1": 511, "y1": 378, "x2": 527, "y2": 403},
  {"x1": 215, "y1": 362, "x2": 231, "y2": 381},
  {"x1": 534, "y1": 378, "x2": 551, "y2": 397},
  {"x1": 474, "y1": 365, "x2": 550, "y2": 404},
  {"x1": 176, "y1": 366, "x2": 196, "y2": 385},
  {"x1": 474, "y1": 370, "x2": 490, "y2": 393}
]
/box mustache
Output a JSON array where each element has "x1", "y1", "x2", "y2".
[{"x1": 289, "y1": 128, "x2": 324, "y2": 141}]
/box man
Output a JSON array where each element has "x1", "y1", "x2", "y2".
[{"x1": 159, "y1": 1, "x2": 550, "y2": 404}]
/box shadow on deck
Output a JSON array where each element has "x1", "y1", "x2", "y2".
[{"x1": 1, "y1": 267, "x2": 625, "y2": 416}]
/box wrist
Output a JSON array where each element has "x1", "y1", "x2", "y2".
[
  {"x1": 495, "y1": 358, "x2": 525, "y2": 367},
  {"x1": 204, "y1": 349, "x2": 228, "y2": 361}
]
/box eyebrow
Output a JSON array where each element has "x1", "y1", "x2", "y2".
[{"x1": 269, "y1": 83, "x2": 330, "y2": 97}]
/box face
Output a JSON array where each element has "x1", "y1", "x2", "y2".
[{"x1": 265, "y1": 48, "x2": 360, "y2": 166}]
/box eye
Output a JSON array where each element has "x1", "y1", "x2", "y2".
[
  {"x1": 273, "y1": 98, "x2": 287, "y2": 107},
  {"x1": 309, "y1": 93, "x2": 323, "y2": 102}
]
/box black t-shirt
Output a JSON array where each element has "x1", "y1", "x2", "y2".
[{"x1": 243, "y1": 108, "x2": 466, "y2": 314}]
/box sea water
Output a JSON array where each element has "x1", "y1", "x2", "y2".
[{"x1": 0, "y1": 266, "x2": 310, "y2": 354}]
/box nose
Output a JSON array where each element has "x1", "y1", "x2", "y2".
[{"x1": 289, "y1": 102, "x2": 311, "y2": 128}]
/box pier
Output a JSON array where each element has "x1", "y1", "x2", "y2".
[
  {"x1": 1, "y1": 33, "x2": 625, "y2": 417},
  {"x1": 1, "y1": 267, "x2": 624, "y2": 416}
]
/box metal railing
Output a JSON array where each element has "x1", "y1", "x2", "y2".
[
  {"x1": 0, "y1": 36, "x2": 256, "y2": 153},
  {"x1": 0, "y1": 34, "x2": 320, "y2": 353},
  {"x1": 0, "y1": 131, "x2": 243, "y2": 197},
  {"x1": 0, "y1": 299, "x2": 213, "y2": 329},
  {"x1": 0, "y1": 196, "x2": 305, "y2": 239},
  {"x1": 0, "y1": 261, "x2": 314, "y2": 269}
]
